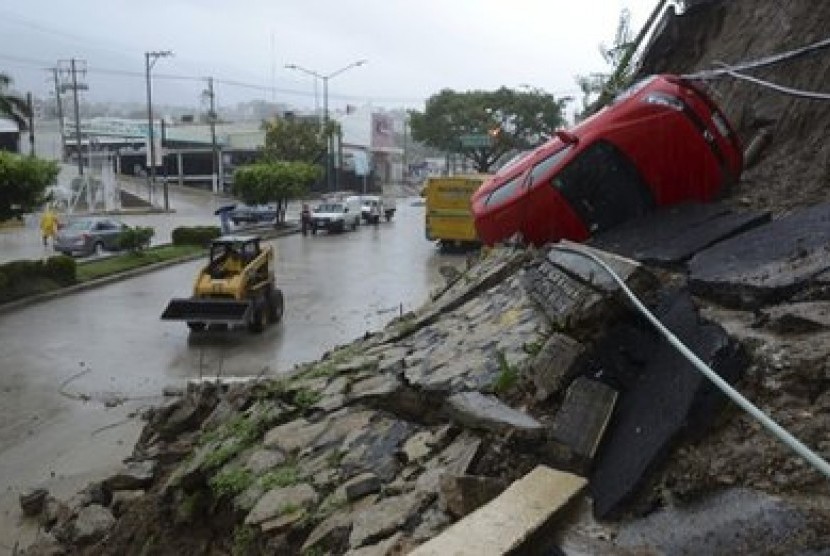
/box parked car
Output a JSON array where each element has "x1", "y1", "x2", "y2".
[
  {"x1": 471, "y1": 74, "x2": 743, "y2": 246},
  {"x1": 310, "y1": 198, "x2": 361, "y2": 233},
  {"x1": 53, "y1": 216, "x2": 131, "y2": 256},
  {"x1": 229, "y1": 204, "x2": 278, "y2": 225}
]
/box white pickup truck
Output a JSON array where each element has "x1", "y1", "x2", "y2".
[
  {"x1": 354, "y1": 195, "x2": 396, "y2": 224},
  {"x1": 310, "y1": 198, "x2": 362, "y2": 233}
]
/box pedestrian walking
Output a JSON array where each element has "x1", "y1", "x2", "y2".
[
  {"x1": 39, "y1": 207, "x2": 59, "y2": 247},
  {"x1": 301, "y1": 204, "x2": 312, "y2": 236},
  {"x1": 214, "y1": 205, "x2": 236, "y2": 236}
]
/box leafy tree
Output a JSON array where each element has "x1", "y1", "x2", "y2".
[
  {"x1": 409, "y1": 87, "x2": 567, "y2": 173},
  {"x1": 0, "y1": 151, "x2": 59, "y2": 220},
  {"x1": 232, "y1": 162, "x2": 320, "y2": 224},
  {"x1": 0, "y1": 73, "x2": 30, "y2": 129},
  {"x1": 261, "y1": 116, "x2": 332, "y2": 165},
  {"x1": 575, "y1": 9, "x2": 635, "y2": 116},
  {"x1": 576, "y1": 2, "x2": 667, "y2": 116}
]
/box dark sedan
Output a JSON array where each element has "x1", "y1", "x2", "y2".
[
  {"x1": 54, "y1": 217, "x2": 129, "y2": 257},
  {"x1": 229, "y1": 204, "x2": 278, "y2": 225}
]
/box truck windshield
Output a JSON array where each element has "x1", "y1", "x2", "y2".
[{"x1": 316, "y1": 204, "x2": 344, "y2": 212}]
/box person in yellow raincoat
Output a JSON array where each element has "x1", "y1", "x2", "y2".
[{"x1": 40, "y1": 207, "x2": 59, "y2": 247}]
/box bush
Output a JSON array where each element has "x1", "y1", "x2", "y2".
[
  {"x1": 172, "y1": 226, "x2": 221, "y2": 246},
  {"x1": 117, "y1": 226, "x2": 154, "y2": 253},
  {"x1": 2, "y1": 260, "x2": 43, "y2": 287},
  {"x1": 0, "y1": 256, "x2": 76, "y2": 303},
  {"x1": 44, "y1": 255, "x2": 76, "y2": 285}
]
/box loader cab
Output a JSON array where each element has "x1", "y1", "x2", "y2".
[{"x1": 208, "y1": 235, "x2": 262, "y2": 278}]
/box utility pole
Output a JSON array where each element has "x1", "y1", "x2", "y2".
[
  {"x1": 145, "y1": 50, "x2": 173, "y2": 206},
  {"x1": 68, "y1": 59, "x2": 84, "y2": 176},
  {"x1": 402, "y1": 116, "x2": 408, "y2": 185},
  {"x1": 204, "y1": 77, "x2": 219, "y2": 194},
  {"x1": 161, "y1": 119, "x2": 169, "y2": 211},
  {"x1": 52, "y1": 68, "x2": 66, "y2": 162},
  {"x1": 26, "y1": 93, "x2": 35, "y2": 156}
]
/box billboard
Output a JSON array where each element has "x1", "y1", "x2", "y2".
[{"x1": 371, "y1": 113, "x2": 395, "y2": 151}]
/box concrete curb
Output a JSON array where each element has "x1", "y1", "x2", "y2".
[{"x1": 0, "y1": 225, "x2": 299, "y2": 316}]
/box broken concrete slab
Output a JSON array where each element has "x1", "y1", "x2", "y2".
[
  {"x1": 550, "y1": 377, "x2": 618, "y2": 464},
  {"x1": 438, "y1": 474, "x2": 507, "y2": 518},
  {"x1": 589, "y1": 291, "x2": 746, "y2": 519},
  {"x1": 244, "y1": 483, "x2": 318, "y2": 526},
  {"x1": 591, "y1": 202, "x2": 770, "y2": 267},
  {"x1": 105, "y1": 460, "x2": 156, "y2": 491},
  {"x1": 416, "y1": 433, "x2": 482, "y2": 494},
  {"x1": 344, "y1": 473, "x2": 382, "y2": 502},
  {"x1": 302, "y1": 509, "x2": 354, "y2": 554},
  {"x1": 346, "y1": 531, "x2": 405, "y2": 556},
  {"x1": 443, "y1": 391, "x2": 544, "y2": 438},
  {"x1": 761, "y1": 301, "x2": 830, "y2": 334},
  {"x1": 409, "y1": 466, "x2": 586, "y2": 556},
  {"x1": 263, "y1": 418, "x2": 328, "y2": 454},
  {"x1": 530, "y1": 333, "x2": 585, "y2": 401},
  {"x1": 245, "y1": 448, "x2": 287, "y2": 474},
  {"x1": 340, "y1": 418, "x2": 414, "y2": 482},
  {"x1": 67, "y1": 504, "x2": 116, "y2": 545},
  {"x1": 688, "y1": 201, "x2": 830, "y2": 308},
  {"x1": 523, "y1": 243, "x2": 656, "y2": 333},
  {"x1": 349, "y1": 491, "x2": 432, "y2": 549}
]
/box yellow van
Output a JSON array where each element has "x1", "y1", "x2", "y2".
[{"x1": 424, "y1": 175, "x2": 489, "y2": 249}]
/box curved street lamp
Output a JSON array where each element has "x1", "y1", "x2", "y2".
[{"x1": 285, "y1": 60, "x2": 367, "y2": 190}]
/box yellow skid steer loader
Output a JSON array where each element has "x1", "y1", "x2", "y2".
[{"x1": 161, "y1": 235, "x2": 284, "y2": 333}]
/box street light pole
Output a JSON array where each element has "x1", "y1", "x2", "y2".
[
  {"x1": 145, "y1": 50, "x2": 173, "y2": 208},
  {"x1": 285, "y1": 60, "x2": 367, "y2": 191}
]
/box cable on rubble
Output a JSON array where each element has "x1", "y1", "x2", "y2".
[{"x1": 551, "y1": 243, "x2": 830, "y2": 481}]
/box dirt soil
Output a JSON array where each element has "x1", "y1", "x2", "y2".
[{"x1": 639, "y1": 0, "x2": 830, "y2": 214}]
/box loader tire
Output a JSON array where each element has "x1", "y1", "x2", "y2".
[
  {"x1": 248, "y1": 305, "x2": 267, "y2": 333},
  {"x1": 267, "y1": 288, "x2": 284, "y2": 324}
]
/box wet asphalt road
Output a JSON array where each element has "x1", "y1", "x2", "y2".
[{"x1": 0, "y1": 197, "x2": 466, "y2": 549}]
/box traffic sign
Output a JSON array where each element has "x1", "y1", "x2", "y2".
[{"x1": 459, "y1": 134, "x2": 492, "y2": 149}]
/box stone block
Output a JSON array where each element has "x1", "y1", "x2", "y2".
[{"x1": 409, "y1": 466, "x2": 586, "y2": 556}]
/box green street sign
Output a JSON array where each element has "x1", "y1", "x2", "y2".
[{"x1": 459, "y1": 134, "x2": 491, "y2": 149}]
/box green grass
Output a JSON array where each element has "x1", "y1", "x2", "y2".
[
  {"x1": 260, "y1": 464, "x2": 300, "y2": 490},
  {"x1": 491, "y1": 350, "x2": 519, "y2": 394},
  {"x1": 232, "y1": 525, "x2": 258, "y2": 556},
  {"x1": 209, "y1": 468, "x2": 255, "y2": 499},
  {"x1": 76, "y1": 244, "x2": 205, "y2": 282}
]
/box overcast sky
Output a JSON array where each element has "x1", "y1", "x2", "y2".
[{"x1": 0, "y1": 0, "x2": 657, "y2": 112}]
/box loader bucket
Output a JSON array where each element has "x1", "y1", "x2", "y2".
[{"x1": 161, "y1": 298, "x2": 252, "y2": 325}]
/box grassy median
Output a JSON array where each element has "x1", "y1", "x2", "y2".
[{"x1": 75, "y1": 244, "x2": 206, "y2": 282}]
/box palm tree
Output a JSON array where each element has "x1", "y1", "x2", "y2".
[{"x1": 0, "y1": 73, "x2": 30, "y2": 130}]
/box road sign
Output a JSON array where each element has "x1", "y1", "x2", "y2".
[{"x1": 459, "y1": 134, "x2": 492, "y2": 149}]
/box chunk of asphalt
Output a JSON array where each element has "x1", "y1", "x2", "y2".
[
  {"x1": 591, "y1": 202, "x2": 770, "y2": 267},
  {"x1": 550, "y1": 377, "x2": 618, "y2": 466},
  {"x1": 588, "y1": 290, "x2": 746, "y2": 519},
  {"x1": 688, "y1": 201, "x2": 830, "y2": 308}
]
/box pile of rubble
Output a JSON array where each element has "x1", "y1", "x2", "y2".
[{"x1": 21, "y1": 198, "x2": 830, "y2": 555}]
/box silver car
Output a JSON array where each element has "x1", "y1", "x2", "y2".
[{"x1": 54, "y1": 217, "x2": 129, "y2": 257}]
